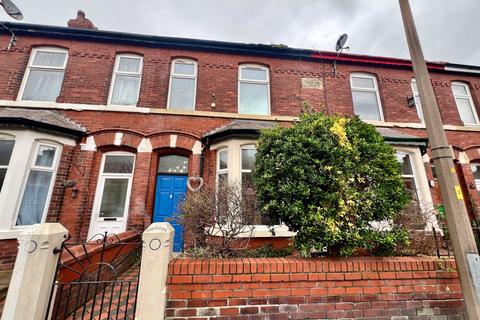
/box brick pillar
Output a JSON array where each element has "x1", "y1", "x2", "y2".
[
  {"x1": 59, "y1": 146, "x2": 96, "y2": 242},
  {"x1": 190, "y1": 154, "x2": 201, "y2": 177},
  {"x1": 128, "y1": 151, "x2": 152, "y2": 232}
]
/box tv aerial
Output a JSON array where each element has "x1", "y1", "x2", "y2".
[
  {"x1": 0, "y1": 0, "x2": 23, "y2": 50},
  {"x1": 333, "y1": 33, "x2": 350, "y2": 76}
]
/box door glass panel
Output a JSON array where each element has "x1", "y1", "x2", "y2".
[
  {"x1": 0, "y1": 140, "x2": 15, "y2": 165},
  {"x1": 103, "y1": 155, "x2": 134, "y2": 174},
  {"x1": 16, "y1": 171, "x2": 53, "y2": 225},
  {"x1": 158, "y1": 155, "x2": 189, "y2": 174},
  {"x1": 35, "y1": 145, "x2": 56, "y2": 168},
  {"x1": 99, "y1": 178, "x2": 129, "y2": 218}
]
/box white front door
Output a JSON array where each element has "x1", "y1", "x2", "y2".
[{"x1": 88, "y1": 152, "x2": 135, "y2": 239}]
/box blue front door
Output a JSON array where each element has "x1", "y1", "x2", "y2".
[{"x1": 153, "y1": 175, "x2": 188, "y2": 251}]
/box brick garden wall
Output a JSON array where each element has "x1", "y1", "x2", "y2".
[{"x1": 166, "y1": 257, "x2": 464, "y2": 320}]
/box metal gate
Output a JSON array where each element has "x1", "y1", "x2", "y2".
[{"x1": 46, "y1": 232, "x2": 142, "y2": 320}]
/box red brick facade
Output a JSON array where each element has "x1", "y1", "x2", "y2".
[
  {"x1": 166, "y1": 257, "x2": 464, "y2": 319},
  {"x1": 1, "y1": 21, "x2": 480, "y2": 269}
]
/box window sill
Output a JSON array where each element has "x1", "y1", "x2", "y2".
[
  {"x1": 208, "y1": 225, "x2": 295, "y2": 238},
  {"x1": 0, "y1": 229, "x2": 22, "y2": 240}
]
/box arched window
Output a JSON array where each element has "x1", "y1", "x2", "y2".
[
  {"x1": 238, "y1": 64, "x2": 270, "y2": 115},
  {"x1": 167, "y1": 59, "x2": 197, "y2": 111},
  {"x1": 452, "y1": 82, "x2": 479, "y2": 125},
  {"x1": 108, "y1": 54, "x2": 143, "y2": 106},
  {"x1": 19, "y1": 47, "x2": 68, "y2": 102},
  {"x1": 350, "y1": 73, "x2": 383, "y2": 121}
]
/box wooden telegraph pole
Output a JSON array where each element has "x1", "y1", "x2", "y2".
[{"x1": 398, "y1": 0, "x2": 480, "y2": 317}]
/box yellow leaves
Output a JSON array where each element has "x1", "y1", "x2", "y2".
[{"x1": 330, "y1": 117, "x2": 351, "y2": 149}]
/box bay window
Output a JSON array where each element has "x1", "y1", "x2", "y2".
[
  {"x1": 109, "y1": 54, "x2": 143, "y2": 106},
  {"x1": 238, "y1": 65, "x2": 270, "y2": 115},
  {"x1": 452, "y1": 82, "x2": 479, "y2": 125},
  {"x1": 168, "y1": 59, "x2": 197, "y2": 110},
  {"x1": 350, "y1": 73, "x2": 383, "y2": 121},
  {"x1": 19, "y1": 47, "x2": 68, "y2": 102}
]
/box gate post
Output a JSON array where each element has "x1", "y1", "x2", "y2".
[
  {"x1": 1, "y1": 223, "x2": 68, "y2": 320},
  {"x1": 136, "y1": 222, "x2": 174, "y2": 320}
]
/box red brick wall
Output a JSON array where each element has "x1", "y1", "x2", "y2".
[{"x1": 166, "y1": 257, "x2": 464, "y2": 319}]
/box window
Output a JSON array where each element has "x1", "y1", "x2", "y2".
[
  {"x1": 20, "y1": 48, "x2": 68, "y2": 102},
  {"x1": 350, "y1": 73, "x2": 383, "y2": 121},
  {"x1": 168, "y1": 59, "x2": 197, "y2": 110},
  {"x1": 471, "y1": 164, "x2": 480, "y2": 191},
  {"x1": 396, "y1": 151, "x2": 418, "y2": 200},
  {"x1": 452, "y1": 82, "x2": 479, "y2": 125},
  {"x1": 16, "y1": 142, "x2": 60, "y2": 226},
  {"x1": 238, "y1": 65, "x2": 270, "y2": 115},
  {"x1": 217, "y1": 149, "x2": 228, "y2": 188},
  {"x1": 109, "y1": 55, "x2": 143, "y2": 106},
  {"x1": 158, "y1": 155, "x2": 189, "y2": 174},
  {"x1": 411, "y1": 79, "x2": 424, "y2": 122},
  {"x1": 0, "y1": 139, "x2": 15, "y2": 193},
  {"x1": 241, "y1": 145, "x2": 256, "y2": 191}
]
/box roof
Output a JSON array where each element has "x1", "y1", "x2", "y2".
[
  {"x1": 204, "y1": 120, "x2": 428, "y2": 152},
  {"x1": 0, "y1": 108, "x2": 86, "y2": 139},
  {"x1": 0, "y1": 21, "x2": 461, "y2": 72}
]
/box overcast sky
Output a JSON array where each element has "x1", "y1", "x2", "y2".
[{"x1": 3, "y1": 0, "x2": 479, "y2": 65}]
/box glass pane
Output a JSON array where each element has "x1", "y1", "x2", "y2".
[
  {"x1": 472, "y1": 165, "x2": 480, "y2": 180},
  {"x1": 456, "y1": 98, "x2": 477, "y2": 124},
  {"x1": 241, "y1": 67, "x2": 267, "y2": 81},
  {"x1": 239, "y1": 82, "x2": 269, "y2": 115},
  {"x1": 33, "y1": 51, "x2": 67, "y2": 68},
  {"x1": 16, "y1": 170, "x2": 53, "y2": 226},
  {"x1": 396, "y1": 153, "x2": 413, "y2": 175},
  {"x1": 174, "y1": 62, "x2": 195, "y2": 75},
  {"x1": 169, "y1": 77, "x2": 195, "y2": 110},
  {"x1": 99, "y1": 178, "x2": 129, "y2": 218},
  {"x1": 219, "y1": 151, "x2": 228, "y2": 170},
  {"x1": 0, "y1": 140, "x2": 15, "y2": 166},
  {"x1": 0, "y1": 169, "x2": 6, "y2": 193},
  {"x1": 242, "y1": 172, "x2": 254, "y2": 190},
  {"x1": 158, "y1": 155, "x2": 189, "y2": 174},
  {"x1": 402, "y1": 177, "x2": 418, "y2": 200},
  {"x1": 35, "y1": 145, "x2": 56, "y2": 167},
  {"x1": 22, "y1": 69, "x2": 64, "y2": 102},
  {"x1": 452, "y1": 84, "x2": 468, "y2": 96},
  {"x1": 242, "y1": 148, "x2": 256, "y2": 170},
  {"x1": 103, "y1": 155, "x2": 134, "y2": 174},
  {"x1": 118, "y1": 57, "x2": 141, "y2": 73},
  {"x1": 352, "y1": 90, "x2": 381, "y2": 121},
  {"x1": 111, "y1": 75, "x2": 140, "y2": 105},
  {"x1": 351, "y1": 76, "x2": 375, "y2": 89},
  {"x1": 218, "y1": 173, "x2": 228, "y2": 188}
]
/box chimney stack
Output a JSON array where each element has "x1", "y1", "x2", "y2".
[{"x1": 67, "y1": 10, "x2": 97, "y2": 30}]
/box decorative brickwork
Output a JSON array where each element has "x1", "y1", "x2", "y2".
[{"x1": 166, "y1": 257, "x2": 464, "y2": 319}]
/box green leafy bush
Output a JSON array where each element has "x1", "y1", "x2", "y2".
[{"x1": 252, "y1": 112, "x2": 410, "y2": 256}]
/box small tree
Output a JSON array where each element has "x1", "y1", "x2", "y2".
[
  {"x1": 252, "y1": 112, "x2": 410, "y2": 256},
  {"x1": 179, "y1": 183, "x2": 257, "y2": 257}
]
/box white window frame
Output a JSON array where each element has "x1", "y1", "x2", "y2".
[
  {"x1": 17, "y1": 47, "x2": 69, "y2": 102},
  {"x1": 88, "y1": 151, "x2": 136, "y2": 238},
  {"x1": 452, "y1": 81, "x2": 479, "y2": 125},
  {"x1": 238, "y1": 64, "x2": 271, "y2": 115},
  {"x1": 167, "y1": 59, "x2": 198, "y2": 111},
  {"x1": 350, "y1": 73, "x2": 384, "y2": 121},
  {"x1": 216, "y1": 148, "x2": 229, "y2": 190},
  {"x1": 0, "y1": 134, "x2": 15, "y2": 196},
  {"x1": 107, "y1": 54, "x2": 143, "y2": 107},
  {"x1": 13, "y1": 141, "x2": 62, "y2": 229},
  {"x1": 411, "y1": 79, "x2": 424, "y2": 122},
  {"x1": 211, "y1": 139, "x2": 293, "y2": 237}
]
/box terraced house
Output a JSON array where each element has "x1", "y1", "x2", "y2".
[{"x1": 1, "y1": 11, "x2": 480, "y2": 269}]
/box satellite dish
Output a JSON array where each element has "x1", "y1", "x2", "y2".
[
  {"x1": 0, "y1": 0, "x2": 23, "y2": 20},
  {"x1": 335, "y1": 33, "x2": 348, "y2": 52}
]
